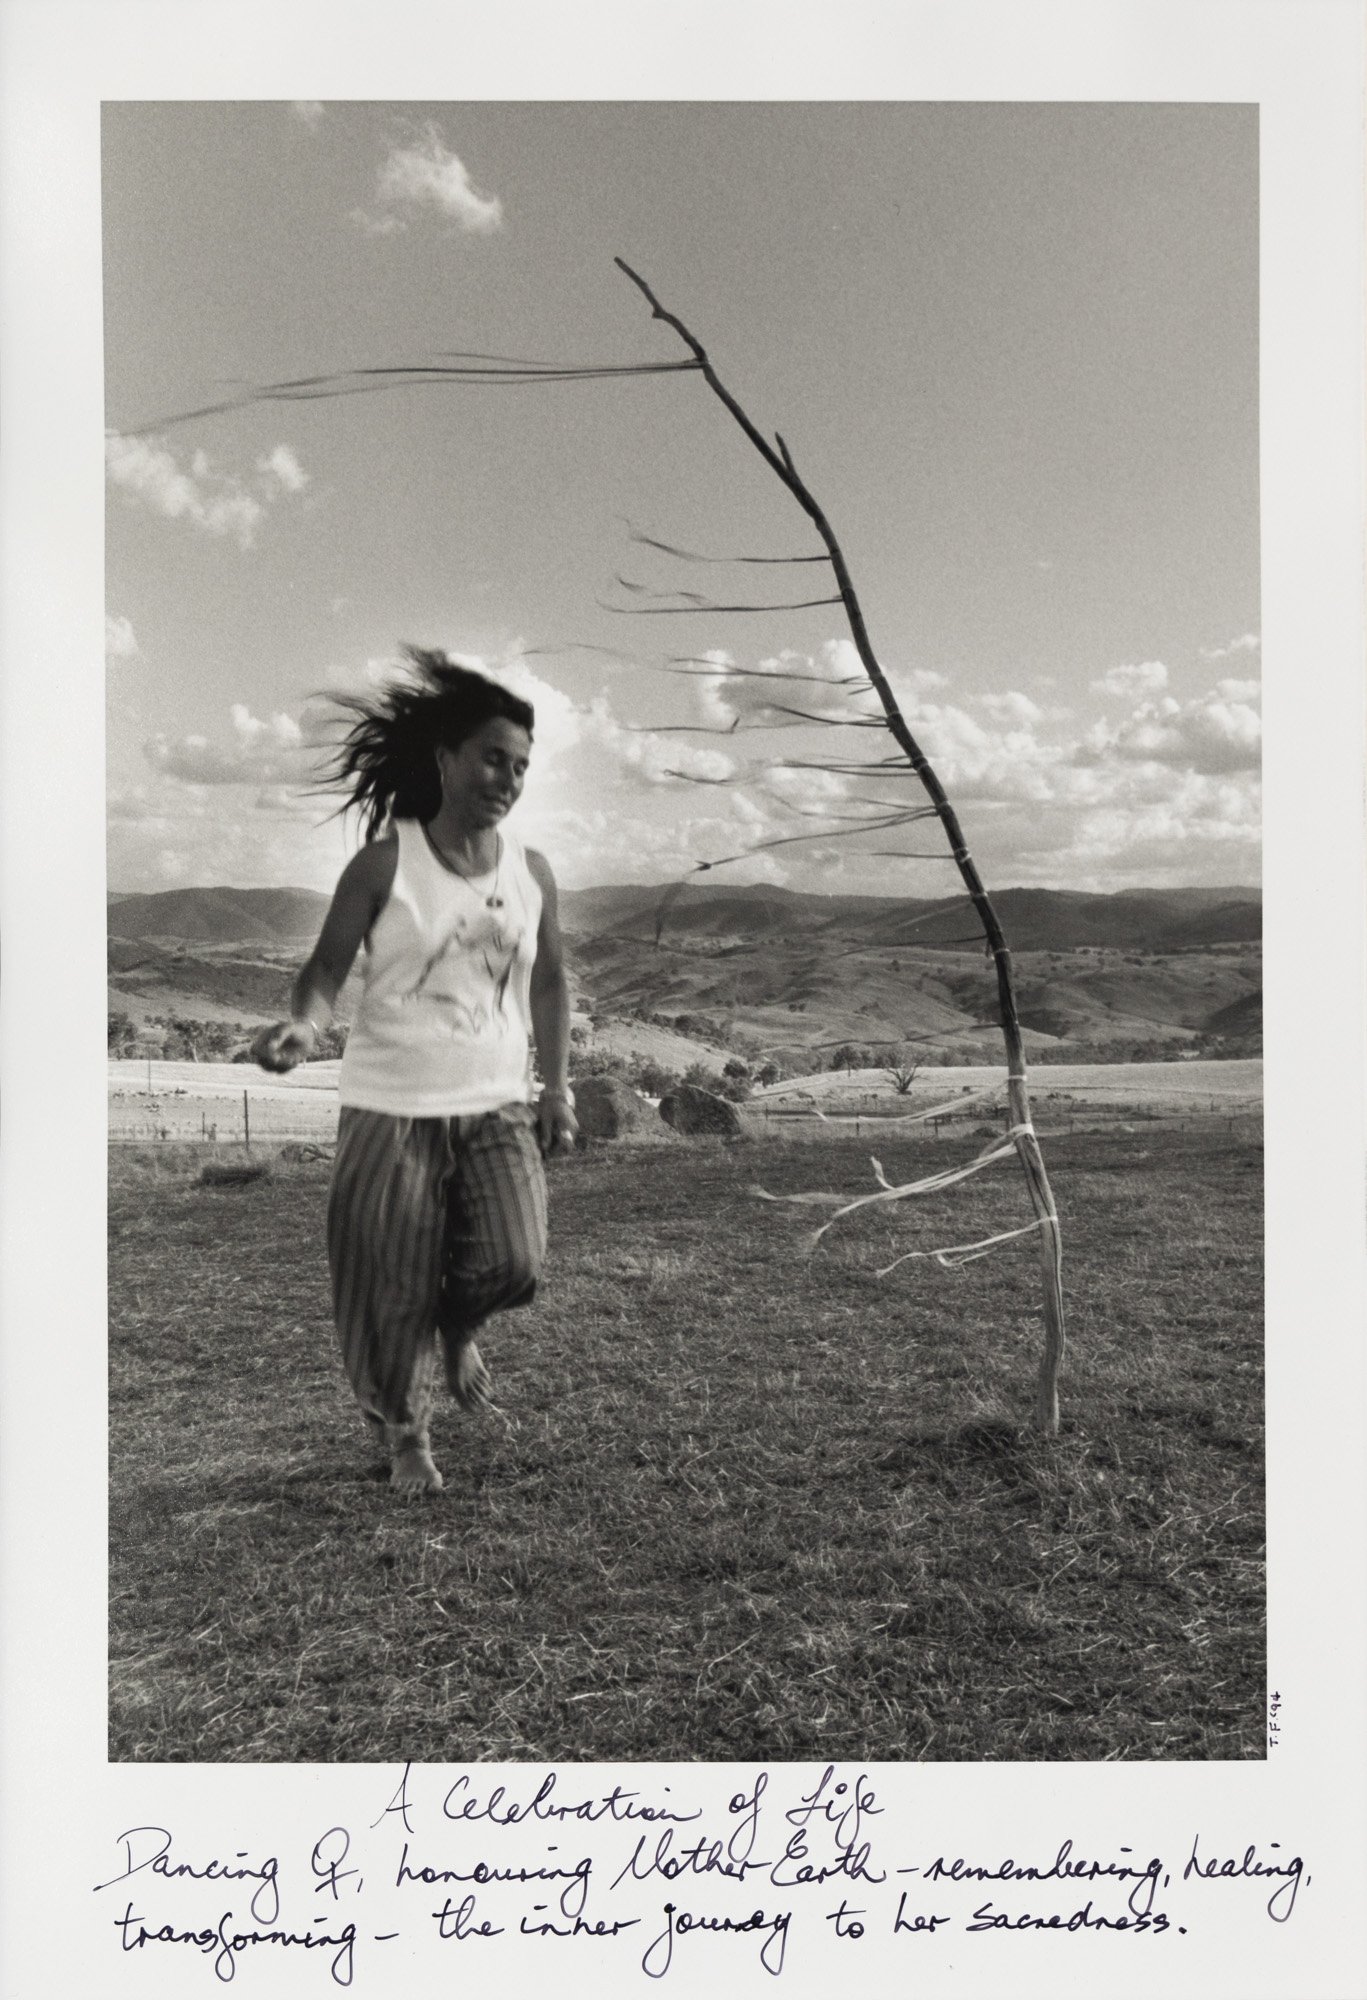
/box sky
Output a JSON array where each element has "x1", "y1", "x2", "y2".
[{"x1": 103, "y1": 100, "x2": 1260, "y2": 900}]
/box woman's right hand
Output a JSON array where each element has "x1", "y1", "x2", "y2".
[{"x1": 250, "y1": 1019, "x2": 317, "y2": 1073}]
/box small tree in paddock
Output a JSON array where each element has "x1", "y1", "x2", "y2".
[{"x1": 616, "y1": 259, "x2": 1067, "y2": 1432}]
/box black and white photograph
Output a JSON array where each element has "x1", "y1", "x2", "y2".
[
  {"x1": 102, "y1": 96, "x2": 1268, "y2": 1766},
  {"x1": 3, "y1": 4, "x2": 1365, "y2": 1996}
]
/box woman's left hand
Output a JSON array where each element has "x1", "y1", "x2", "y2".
[{"x1": 536, "y1": 1090, "x2": 579, "y2": 1157}]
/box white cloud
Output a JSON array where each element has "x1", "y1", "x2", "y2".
[
  {"x1": 373, "y1": 126, "x2": 503, "y2": 234},
  {"x1": 1200, "y1": 632, "x2": 1260, "y2": 662},
  {"x1": 114, "y1": 636, "x2": 1263, "y2": 897},
  {"x1": 290, "y1": 101, "x2": 325, "y2": 128},
  {"x1": 483, "y1": 644, "x2": 1260, "y2": 891},
  {"x1": 108, "y1": 784, "x2": 186, "y2": 829},
  {"x1": 257, "y1": 444, "x2": 310, "y2": 495},
  {"x1": 917, "y1": 750, "x2": 1261, "y2": 893},
  {"x1": 106, "y1": 433, "x2": 309, "y2": 548},
  {"x1": 973, "y1": 689, "x2": 1043, "y2": 727},
  {"x1": 231, "y1": 703, "x2": 303, "y2": 748},
  {"x1": 108, "y1": 783, "x2": 351, "y2": 895},
  {"x1": 604, "y1": 717, "x2": 736, "y2": 785},
  {"x1": 700, "y1": 639, "x2": 884, "y2": 730},
  {"x1": 1081, "y1": 683, "x2": 1261, "y2": 775},
  {"x1": 105, "y1": 614, "x2": 139, "y2": 659},
  {"x1": 107, "y1": 434, "x2": 264, "y2": 548},
  {"x1": 491, "y1": 645, "x2": 1056, "y2": 886},
  {"x1": 315, "y1": 651, "x2": 408, "y2": 693},
  {"x1": 349, "y1": 208, "x2": 408, "y2": 237},
  {"x1": 868, "y1": 673, "x2": 1061, "y2": 807},
  {"x1": 763, "y1": 763, "x2": 850, "y2": 806},
  {"x1": 493, "y1": 660, "x2": 738, "y2": 797},
  {"x1": 885, "y1": 657, "x2": 950, "y2": 701},
  {"x1": 722, "y1": 644, "x2": 1263, "y2": 891},
  {"x1": 252, "y1": 785, "x2": 319, "y2": 816},
  {"x1": 1025, "y1": 780, "x2": 1261, "y2": 879},
  {"x1": 1091, "y1": 659, "x2": 1169, "y2": 701},
  {"x1": 145, "y1": 704, "x2": 309, "y2": 786}
]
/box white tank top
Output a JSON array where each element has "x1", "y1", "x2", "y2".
[{"x1": 338, "y1": 818, "x2": 542, "y2": 1117}]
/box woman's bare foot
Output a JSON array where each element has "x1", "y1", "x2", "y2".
[
  {"x1": 388, "y1": 1429, "x2": 444, "y2": 1494},
  {"x1": 444, "y1": 1336, "x2": 493, "y2": 1412}
]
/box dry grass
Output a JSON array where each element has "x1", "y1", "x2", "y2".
[
  {"x1": 109, "y1": 1123, "x2": 1264, "y2": 1764},
  {"x1": 198, "y1": 1157, "x2": 273, "y2": 1187}
]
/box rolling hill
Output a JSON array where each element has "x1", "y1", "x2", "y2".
[
  {"x1": 556, "y1": 881, "x2": 1261, "y2": 952},
  {"x1": 107, "y1": 880, "x2": 1262, "y2": 1062}
]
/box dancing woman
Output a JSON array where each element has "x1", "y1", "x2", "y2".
[{"x1": 254, "y1": 648, "x2": 578, "y2": 1492}]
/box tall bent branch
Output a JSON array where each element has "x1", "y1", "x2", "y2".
[{"x1": 616, "y1": 256, "x2": 1066, "y2": 1433}]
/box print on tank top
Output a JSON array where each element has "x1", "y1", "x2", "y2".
[{"x1": 404, "y1": 898, "x2": 524, "y2": 1037}]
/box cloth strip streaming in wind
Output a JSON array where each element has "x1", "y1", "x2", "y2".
[
  {"x1": 128, "y1": 352, "x2": 704, "y2": 433},
  {"x1": 754, "y1": 1121, "x2": 1057, "y2": 1274},
  {"x1": 604, "y1": 583, "x2": 845, "y2": 614},
  {"x1": 625, "y1": 525, "x2": 831, "y2": 565}
]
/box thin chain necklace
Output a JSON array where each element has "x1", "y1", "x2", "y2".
[{"x1": 422, "y1": 824, "x2": 504, "y2": 908}]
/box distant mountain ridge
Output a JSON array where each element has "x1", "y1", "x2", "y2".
[
  {"x1": 561, "y1": 882, "x2": 1261, "y2": 953},
  {"x1": 107, "y1": 880, "x2": 1261, "y2": 1060},
  {"x1": 108, "y1": 880, "x2": 1260, "y2": 953}
]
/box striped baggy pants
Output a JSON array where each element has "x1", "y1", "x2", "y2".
[{"x1": 326, "y1": 1102, "x2": 548, "y2": 1435}]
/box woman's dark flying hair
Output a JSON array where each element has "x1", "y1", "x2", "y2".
[{"x1": 321, "y1": 646, "x2": 535, "y2": 840}]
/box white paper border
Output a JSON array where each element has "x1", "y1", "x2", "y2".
[{"x1": 2, "y1": 4, "x2": 1363, "y2": 1996}]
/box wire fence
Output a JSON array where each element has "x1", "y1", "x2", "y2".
[
  {"x1": 742, "y1": 1103, "x2": 1262, "y2": 1142},
  {"x1": 109, "y1": 1085, "x2": 1261, "y2": 1150},
  {"x1": 109, "y1": 1089, "x2": 341, "y2": 1148}
]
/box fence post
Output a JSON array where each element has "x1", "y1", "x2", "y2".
[{"x1": 244, "y1": 1089, "x2": 250, "y2": 1149}]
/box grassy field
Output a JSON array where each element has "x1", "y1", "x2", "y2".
[{"x1": 109, "y1": 1120, "x2": 1264, "y2": 1764}]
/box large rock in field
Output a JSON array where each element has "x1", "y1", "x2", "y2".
[
  {"x1": 658, "y1": 1083, "x2": 743, "y2": 1137},
  {"x1": 573, "y1": 1075, "x2": 662, "y2": 1139}
]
